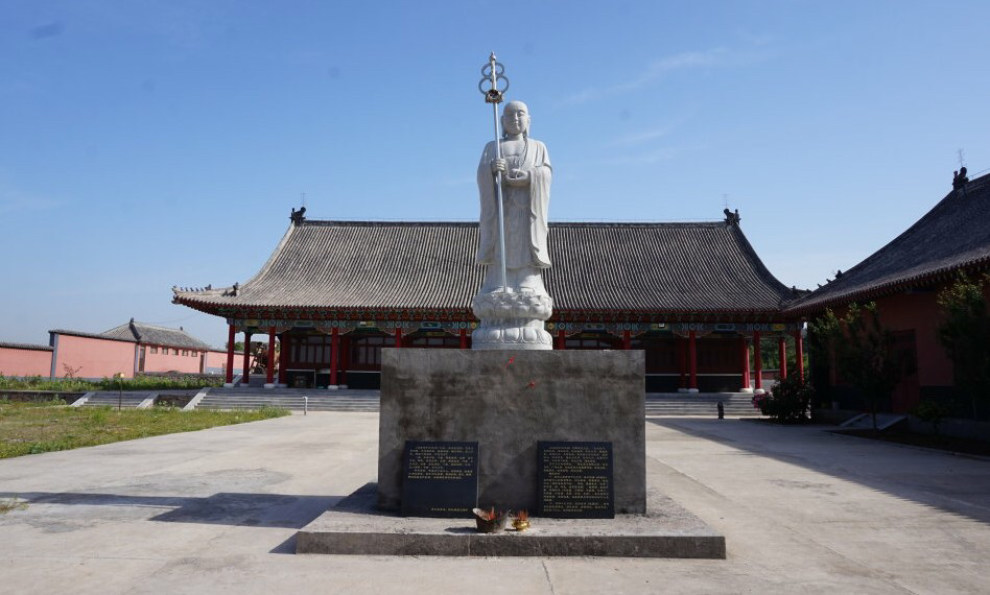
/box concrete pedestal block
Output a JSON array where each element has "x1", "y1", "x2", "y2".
[{"x1": 377, "y1": 349, "x2": 645, "y2": 514}]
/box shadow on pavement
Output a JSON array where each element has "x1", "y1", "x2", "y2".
[
  {"x1": 270, "y1": 533, "x2": 298, "y2": 554},
  {"x1": 0, "y1": 491, "x2": 341, "y2": 529},
  {"x1": 648, "y1": 418, "x2": 990, "y2": 525}
]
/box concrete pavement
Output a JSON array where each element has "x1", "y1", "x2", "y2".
[{"x1": 1, "y1": 413, "x2": 988, "y2": 594}]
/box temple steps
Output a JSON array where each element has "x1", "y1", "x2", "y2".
[
  {"x1": 77, "y1": 392, "x2": 155, "y2": 409},
  {"x1": 644, "y1": 393, "x2": 761, "y2": 417},
  {"x1": 189, "y1": 388, "x2": 762, "y2": 417},
  {"x1": 195, "y1": 387, "x2": 381, "y2": 412}
]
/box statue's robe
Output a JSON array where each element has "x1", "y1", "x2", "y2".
[{"x1": 475, "y1": 139, "x2": 552, "y2": 271}]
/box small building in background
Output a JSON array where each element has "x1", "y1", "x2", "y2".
[{"x1": 0, "y1": 319, "x2": 241, "y2": 380}]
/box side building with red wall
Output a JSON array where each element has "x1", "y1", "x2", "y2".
[{"x1": 788, "y1": 171, "x2": 990, "y2": 414}]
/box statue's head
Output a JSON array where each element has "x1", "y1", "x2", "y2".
[{"x1": 502, "y1": 101, "x2": 530, "y2": 138}]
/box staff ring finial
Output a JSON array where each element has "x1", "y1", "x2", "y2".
[{"x1": 478, "y1": 59, "x2": 509, "y2": 104}]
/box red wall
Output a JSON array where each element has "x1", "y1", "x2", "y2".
[
  {"x1": 141, "y1": 346, "x2": 205, "y2": 374},
  {"x1": 6, "y1": 335, "x2": 241, "y2": 380},
  {"x1": 141, "y1": 348, "x2": 240, "y2": 375},
  {"x1": 53, "y1": 334, "x2": 137, "y2": 379},
  {"x1": 826, "y1": 283, "x2": 982, "y2": 412},
  {"x1": 204, "y1": 350, "x2": 239, "y2": 375},
  {"x1": 874, "y1": 291, "x2": 953, "y2": 388},
  {"x1": 0, "y1": 346, "x2": 53, "y2": 377},
  {"x1": 138, "y1": 347, "x2": 240, "y2": 375}
]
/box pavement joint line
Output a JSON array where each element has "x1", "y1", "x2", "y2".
[{"x1": 540, "y1": 559, "x2": 557, "y2": 595}]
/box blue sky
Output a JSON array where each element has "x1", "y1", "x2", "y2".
[{"x1": 3, "y1": 1, "x2": 989, "y2": 347}]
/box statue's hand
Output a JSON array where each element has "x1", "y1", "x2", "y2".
[
  {"x1": 490, "y1": 158, "x2": 507, "y2": 174},
  {"x1": 505, "y1": 168, "x2": 530, "y2": 186}
]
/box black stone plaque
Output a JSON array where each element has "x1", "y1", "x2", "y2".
[
  {"x1": 538, "y1": 441, "x2": 614, "y2": 518},
  {"x1": 401, "y1": 441, "x2": 478, "y2": 517}
]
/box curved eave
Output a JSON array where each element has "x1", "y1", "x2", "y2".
[
  {"x1": 786, "y1": 255, "x2": 990, "y2": 317},
  {"x1": 173, "y1": 295, "x2": 794, "y2": 323}
]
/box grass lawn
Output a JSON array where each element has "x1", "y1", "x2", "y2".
[{"x1": 0, "y1": 401, "x2": 289, "y2": 459}]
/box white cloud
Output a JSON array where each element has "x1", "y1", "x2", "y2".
[
  {"x1": 607, "y1": 127, "x2": 671, "y2": 148},
  {"x1": 560, "y1": 48, "x2": 730, "y2": 106},
  {"x1": 0, "y1": 180, "x2": 63, "y2": 216}
]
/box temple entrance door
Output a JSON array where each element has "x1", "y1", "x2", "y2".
[
  {"x1": 347, "y1": 331, "x2": 389, "y2": 389},
  {"x1": 631, "y1": 333, "x2": 678, "y2": 392},
  {"x1": 890, "y1": 330, "x2": 919, "y2": 413}
]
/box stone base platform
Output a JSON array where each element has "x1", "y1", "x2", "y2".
[
  {"x1": 295, "y1": 483, "x2": 726, "y2": 558},
  {"x1": 378, "y1": 349, "x2": 646, "y2": 514}
]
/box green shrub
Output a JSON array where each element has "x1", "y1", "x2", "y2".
[
  {"x1": 937, "y1": 274, "x2": 990, "y2": 420},
  {"x1": 753, "y1": 376, "x2": 814, "y2": 423},
  {"x1": 913, "y1": 400, "x2": 952, "y2": 435},
  {"x1": 0, "y1": 374, "x2": 224, "y2": 392}
]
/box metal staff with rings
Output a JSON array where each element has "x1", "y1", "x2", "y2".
[
  {"x1": 478, "y1": 52, "x2": 510, "y2": 293},
  {"x1": 471, "y1": 53, "x2": 553, "y2": 350}
]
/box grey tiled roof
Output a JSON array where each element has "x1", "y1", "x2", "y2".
[
  {"x1": 0, "y1": 342, "x2": 53, "y2": 351},
  {"x1": 788, "y1": 173, "x2": 990, "y2": 314},
  {"x1": 101, "y1": 320, "x2": 213, "y2": 350},
  {"x1": 174, "y1": 220, "x2": 795, "y2": 315}
]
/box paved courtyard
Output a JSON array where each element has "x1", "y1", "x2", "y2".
[{"x1": 1, "y1": 413, "x2": 988, "y2": 594}]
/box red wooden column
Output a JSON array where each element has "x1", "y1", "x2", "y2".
[
  {"x1": 677, "y1": 336, "x2": 687, "y2": 391},
  {"x1": 622, "y1": 330, "x2": 631, "y2": 350},
  {"x1": 557, "y1": 330, "x2": 566, "y2": 350},
  {"x1": 265, "y1": 327, "x2": 276, "y2": 385},
  {"x1": 459, "y1": 329, "x2": 468, "y2": 349},
  {"x1": 339, "y1": 334, "x2": 350, "y2": 386},
  {"x1": 753, "y1": 331, "x2": 763, "y2": 392},
  {"x1": 778, "y1": 336, "x2": 788, "y2": 380},
  {"x1": 394, "y1": 327, "x2": 403, "y2": 348},
  {"x1": 329, "y1": 328, "x2": 340, "y2": 386},
  {"x1": 688, "y1": 330, "x2": 698, "y2": 392},
  {"x1": 225, "y1": 324, "x2": 236, "y2": 384},
  {"x1": 278, "y1": 334, "x2": 289, "y2": 385},
  {"x1": 794, "y1": 330, "x2": 805, "y2": 382},
  {"x1": 242, "y1": 331, "x2": 252, "y2": 384},
  {"x1": 740, "y1": 336, "x2": 751, "y2": 392}
]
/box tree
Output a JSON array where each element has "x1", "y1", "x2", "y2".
[
  {"x1": 808, "y1": 303, "x2": 910, "y2": 429},
  {"x1": 839, "y1": 303, "x2": 909, "y2": 430},
  {"x1": 807, "y1": 308, "x2": 842, "y2": 409},
  {"x1": 937, "y1": 274, "x2": 990, "y2": 419}
]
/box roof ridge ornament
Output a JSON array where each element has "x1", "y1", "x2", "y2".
[
  {"x1": 723, "y1": 208, "x2": 741, "y2": 226},
  {"x1": 128, "y1": 317, "x2": 142, "y2": 342},
  {"x1": 290, "y1": 206, "x2": 307, "y2": 224},
  {"x1": 952, "y1": 167, "x2": 969, "y2": 191}
]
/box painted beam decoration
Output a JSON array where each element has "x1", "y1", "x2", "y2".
[{"x1": 226, "y1": 318, "x2": 800, "y2": 336}]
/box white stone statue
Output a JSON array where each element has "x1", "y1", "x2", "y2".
[
  {"x1": 476, "y1": 100, "x2": 552, "y2": 293},
  {"x1": 472, "y1": 100, "x2": 554, "y2": 350}
]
